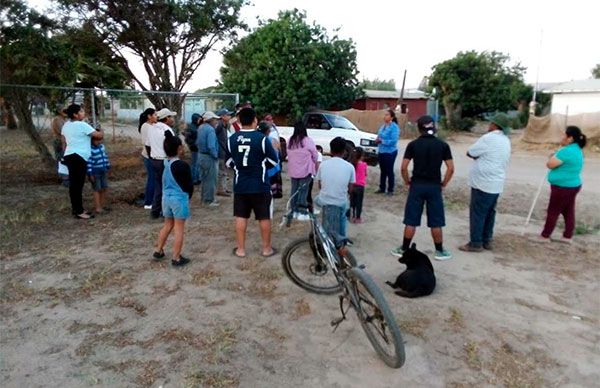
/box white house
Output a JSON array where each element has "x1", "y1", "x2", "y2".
[{"x1": 544, "y1": 79, "x2": 600, "y2": 115}]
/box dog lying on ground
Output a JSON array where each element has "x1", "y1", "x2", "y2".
[{"x1": 386, "y1": 243, "x2": 436, "y2": 298}]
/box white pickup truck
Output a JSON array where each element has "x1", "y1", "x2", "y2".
[{"x1": 276, "y1": 112, "x2": 379, "y2": 165}]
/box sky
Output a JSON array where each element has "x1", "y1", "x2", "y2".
[{"x1": 29, "y1": 0, "x2": 600, "y2": 92}]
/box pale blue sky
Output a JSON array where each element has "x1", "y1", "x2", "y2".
[{"x1": 29, "y1": 0, "x2": 600, "y2": 91}]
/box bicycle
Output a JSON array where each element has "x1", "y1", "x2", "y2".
[{"x1": 280, "y1": 191, "x2": 405, "y2": 368}]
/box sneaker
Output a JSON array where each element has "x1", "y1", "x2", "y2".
[
  {"x1": 144, "y1": 205, "x2": 152, "y2": 210},
  {"x1": 312, "y1": 208, "x2": 320, "y2": 215},
  {"x1": 390, "y1": 246, "x2": 405, "y2": 258},
  {"x1": 528, "y1": 235, "x2": 551, "y2": 244},
  {"x1": 386, "y1": 192, "x2": 394, "y2": 196},
  {"x1": 216, "y1": 191, "x2": 231, "y2": 197},
  {"x1": 556, "y1": 236, "x2": 573, "y2": 245},
  {"x1": 207, "y1": 201, "x2": 220, "y2": 207},
  {"x1": 434, "y1": 250, "x2": 453, "y2": 261},
  {"x1": 458, "y1": 243, "x2": 483, "y2": 252},
  {"x1": 355, "y1": 218, "x2": 363, "y2": 224},
  {"x1": 483, "y1": 241, "x2": 494, "y2": 250},
  {"x1": 346, "y1": 238, "x2": 354, "y2": 247},
  {"x1": 171, "y1": 255, "x2": 190, "y2": 267},
  {"x1": 296, "y1": 213, "x2": 311, "y2": 221},
  {"x1": 375, "y1": 190, "x2": 385, "y2": 194},
  {"x1": 153, "y1": 250, "x2": 165, "y2": 259}
]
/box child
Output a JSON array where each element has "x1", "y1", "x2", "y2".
[
  {"x1": 87, "y1": 136, "x2": 111, "y2": 214},
  {"x1": 350, "y1": 147, "x2": 367, "y2": 223},
  {"x1": 315, "y1": 137, "x2": 355, "y2": 247},
  {"x1": 153, "y1": 131, "x2": 194, "y2": 267},
  {"x1": 307, "y1": 145, "x2": 323, "y2": 214}
]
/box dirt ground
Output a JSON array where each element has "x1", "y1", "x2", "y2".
[{"x1": 1, "y1": 128, "x2": 599, "y2": 387}]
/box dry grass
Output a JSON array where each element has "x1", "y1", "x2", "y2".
[
  {"x1": 290, "y1": 298, "x2": 311, "y2": 320},
  {"x1": 79, "y1": 268, "x2": 132, "y2": 297},
  {"x1": 447, "y1": 307, "x2": 466, "y2": 331},
  {"x1": 463, "y1": 341, "x2": 483, "y2": 370},
  {"x1": 488, "y1": 343, "x2": 545, "y2": 387},
  {"x1": 75, "y1": 330, "x2": 137, "y2": 358},
  {"x1": 397, "y1": 317, "x2": 431, "y2": 340},
  {"x1": 192, "y1": 265, "x2": 222, "y2": 286},
  {"x1": 184, "y1": 370, "x2": 239, "y2": 388},
  {"x1": 117, "y1": 297, "x2": 147, "y2": 316}
]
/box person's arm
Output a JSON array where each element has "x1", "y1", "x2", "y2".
[
  {"x1": 467, "y1": 137, "x2": 487, "y2": 160},
  {"x1": 91, "y1": 129, "x2": 103, "y2": 140},
  {"x1": 401, "y1": 158, "x2": 411, "y2": 186},
  {"x1": 208, "y1": 129, "x2": 219, "y2": 159},
  {"x1": 225, "y1": 135, "x2": 235, "y2": 169},
  {"x1": 171, "y1": 160, "x2": 194, "y2": 198},
  {"x1": 441, "y1": 159, "x2": 455, "y2": 188},
  {"x1": 547, "y1": 149, "x2": 564, "y2": 169},
  {"x1": 348, "y1": 166, "x2": 356, "y2": 194},
  {"x1": 61, "y1": 135, "x2": 67, "y2": 152},
  {"x1": 263, "y1": 136, "x2": 279, "y2": 166},
  {"x1": 380, "y1": 124, "x2": 399, "y2": 146},
  {"x1": 51, "y1": 118, "x2": 61, "y2": 138}
]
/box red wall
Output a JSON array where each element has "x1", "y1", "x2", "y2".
[{"x1": 352, "y1": 98, "x2": 428, "y2": 123}]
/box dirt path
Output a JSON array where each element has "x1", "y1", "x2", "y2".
[{"x1": 1, "y1": 129, "x2": 599, "y2": 387}]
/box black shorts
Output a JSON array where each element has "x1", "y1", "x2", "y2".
[
  {"x1": 233, "y1": 192, "x2": 272, "y2": 220},
  {"x1": 403, "y1": 183, "x2": 445, "y2": 228}
]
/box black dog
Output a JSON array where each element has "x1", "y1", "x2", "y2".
[{"x1": 386, "y1": 243, "x2": 436, "y2": 298}]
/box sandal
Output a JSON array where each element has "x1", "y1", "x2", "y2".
[
  {"x1": 261, "y1": 247, "x2": 278, "y2": 258},
  {"x1": 232, "y1": 247, "x2": 246, "y2": 258},
  {"x1": 75, "y1": 213, "x2": 94, "y2": 219}
]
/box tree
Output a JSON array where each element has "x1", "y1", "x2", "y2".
[
  {"x1": 219, "y1": 9, "x2": 359, "y2": 120},
  {"x1": 359, "y1": 78, "x2": 396, "y2": 91},
  {"x1": 60, "y1": 0, "x2": 248, "y2": 111},
  {"x1": 593, "y1": 64, "x2": 600, "y2": 79},
  {"x1": 0, "y1": 0, "x2": 75, "y2": 168},
  {"x1": 428, "y1": 51, "x2": 530, "y2": 129}
]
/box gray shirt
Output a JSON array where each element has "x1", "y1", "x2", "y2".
[{"x1": 315, "y1": 157, "x2": 356, "y2": 207}]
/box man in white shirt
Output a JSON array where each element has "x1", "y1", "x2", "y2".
[
  {"x1": 146, "y1": 108, "x2": 176, "y2": 219},
  {"x1": 459, "y1": 113, "x2": 512, "y2": 252}
]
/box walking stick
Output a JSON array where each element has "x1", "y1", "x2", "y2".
[{"x1": 521, "y1": 173, "x2": 547, "y2": 236}]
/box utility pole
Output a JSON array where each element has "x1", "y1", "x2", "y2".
[{"x1": 397, "y1": 69, "x2": 407, "y2": 113}]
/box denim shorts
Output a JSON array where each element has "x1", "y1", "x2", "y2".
[
  {"x1": 91, "y1": 172, "x2": 108, "y2": 191},
  {"x1": 162, "y1": 195, "x2": 190, "y2": 219},
  {"x1": 403, "y1": 183, "x2": 445, "y2": 227}
]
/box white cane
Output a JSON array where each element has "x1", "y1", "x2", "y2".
[{"x1": 521, "y1": 173, "x2": 547, "y2": 236}]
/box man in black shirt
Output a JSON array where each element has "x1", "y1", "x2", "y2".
[
  {"x1": 391, "y1": 115, "x2": 455, "y2": 261},
  {"x1": 227, "y1": 108, "x2": 279, "y2": 258}
]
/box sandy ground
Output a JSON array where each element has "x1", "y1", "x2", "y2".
[{"x1": 1, "y1": 128, "x2": 599, "y2": 387}]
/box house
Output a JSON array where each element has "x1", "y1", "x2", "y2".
[
  {"x1": 352, "y1": 89, "x2": 429, "y2": 122},
  {"x1": 543, "y1": 79, "x2": 600, "y2": 115}
]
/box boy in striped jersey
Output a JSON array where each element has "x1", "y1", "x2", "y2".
[{"x1": 87, "y1": 136, "x2": 111, "y2": 214}]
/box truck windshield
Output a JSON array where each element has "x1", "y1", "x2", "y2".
[{"x1": 323, "y1": 114, "x2": 357, "y2": 130}]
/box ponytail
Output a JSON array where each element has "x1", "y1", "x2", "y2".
[
  {"x1": 388, "y1": 109, "x2": 398, "y2": 124},
  {"x1": 565, "y1": 126, "x2": 587, "y2": 149}
]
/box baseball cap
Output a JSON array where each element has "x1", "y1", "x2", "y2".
[
  {"x1": 156, "y1": 108, "x2": 177, "y2": 120},
  {"x1": 202, "y1": 111, "x2": 220, "y2": 121},
  {"x1": 215, "y1": 108, "x2": 233, "y2": 117},
  {"x1": 417, "y1": 115, "x2": 436, "y2": 135}
]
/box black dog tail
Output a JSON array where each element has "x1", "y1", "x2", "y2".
[{"x1": 394, "y1": 288, "x2": 432, "y2": 298}]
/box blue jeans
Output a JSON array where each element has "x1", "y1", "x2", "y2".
[
  {"x1": 199, "y1": 154, "x2": 218, "y2": 203},
  {"x1": 469, "y1": 188, "x2": 499, "y2": 247},
  {"x1": 191, "y1": 151, "x2": 200, "y2": 183},
  {"x1": 291, "y1": 175, "x2": 312, "y2": 214},
  {"x1": 143, "y1": 157, "x2": 155, "y2": 206},
  {"x1": 378, "y1": 150, "x2": 397, "y2": 193},
  {"x1": 321, "y1": 205, "x2": 346, "y2": 247}
]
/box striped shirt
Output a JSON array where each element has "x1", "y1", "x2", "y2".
[
  {"x1": 467, "y1": 130, "x2": 511, "y2": 194},
  {"x1": 87, "y1": 144, "x2": 111, "y2": 175}
]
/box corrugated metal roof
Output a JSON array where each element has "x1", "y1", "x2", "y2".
[
  {"x1": 362, "y1": 89, "x2": 428, "y2": 99},
  {"x1": 543, "y1": 79, "x2": 600, "y2": 93}
]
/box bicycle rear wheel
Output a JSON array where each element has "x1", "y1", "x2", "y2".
[
  {"x1": 282, "y1": 237, "x2": 356, "y2": 295},
  {"x1": 347, "y1": 268, "x2": 405, "y2": 368}
]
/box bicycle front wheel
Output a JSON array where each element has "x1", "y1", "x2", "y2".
[
  {"x1": 282, "y1": 237, "x2": 356, "y2": 295},
  {"x1": 348, "y1": 268, "x2": 405, "y2": 368}
]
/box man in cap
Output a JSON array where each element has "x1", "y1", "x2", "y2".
[
  {"x1": 146, "y1": 108, "x2": 177, "y2": 219},
  {"x1": 215, "y1": 108, "x2": 234, "y2": 196},
  {"x1": 391, "y1": 115, "x2": 455, "y2": 260},
  {"x1": 459, "y1": 113, "x2": 511, "y2": 252},
  {"x1": 197, "y1": 111, "x2": 220, "y2": 206}
]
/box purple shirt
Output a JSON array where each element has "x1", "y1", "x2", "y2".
[{"x1": 286, "y1": 137, "x2": 318, "y2": 178}]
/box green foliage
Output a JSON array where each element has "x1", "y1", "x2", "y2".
[
  {"x1": 59, "y1": 0, "x2": 248, "y2": 109},
  {"x1": 592, "y1": 64, "x2": 600, "y2": 79},
  {"x1": 359, "y1": 78, "x2": 396, "y2": 91},
  {"x1": 428, "y1": 51, "x2": 531, "y2": 128},
  {"x1": 219, "y1": 9, "x2": 359, "y2": 120}
]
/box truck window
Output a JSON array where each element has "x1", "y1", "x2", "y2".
[{"x1": 305, "y1": 114, "x2": 330, "y2": 130}]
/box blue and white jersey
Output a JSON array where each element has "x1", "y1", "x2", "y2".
[{"x1": 227, "y1": 129, "x2": 279, "y2": 194}]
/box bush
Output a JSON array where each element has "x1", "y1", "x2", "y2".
[{"x1": 455, "y1": 117, "x2": 475, "y2": 131}]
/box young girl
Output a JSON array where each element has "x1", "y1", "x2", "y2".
[
  {"x1": 153, "y1": 131, "x2": 194, "y2": 267},
  {"x1": 350, "y1": 147, "x2": 367, "y2": 223}
]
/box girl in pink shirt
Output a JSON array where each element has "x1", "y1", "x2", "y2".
[{"x1": 350, "y1": 147, "x2": 367, "y2": 223}]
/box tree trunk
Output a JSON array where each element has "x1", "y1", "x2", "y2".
[
  {"x1": 2, "y1": 99, "x2": 18, "y2": 129},
  {"x1": 443, "y1": 98, "x2": 462, "y2": 129},
  {"x1": 11, "y1": 90, "x2": 56, "y2": 170}
]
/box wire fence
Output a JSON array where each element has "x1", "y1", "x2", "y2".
[{"x1": 0, "y1": 84, "x2": 239, "y2": 138}]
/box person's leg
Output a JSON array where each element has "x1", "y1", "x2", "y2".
[
  {"x1": 206, "y1": 158, "x2": 218, "y2": 202},
  {"x1": 235, "y1": 217, "x2": 248, "y2": 256},
  {"x1": 350, "y1": 189, "x2": 357, "y2": 219},
  {"x1": 259, "y1": 219, "x2": 273, "y2": 255},
  {"x1": 339, "y1": 204, "x2": 348, "y2": 239},
  {"x1": 171, "y1": 219, "x2": 186, "y2": 260},
  {"x1": 387, "y1": 150, "x2": 398, "y2": 193},
  {"x1": 482, "y1": 193, "x2": 499, "y2": 245},
  {"x1": 93, "y1": 190, "x2": 102, "y2": 212},
  {"x1": 400, "y1": 185, "x2": 423, "y2": 250},
  {"x1": 431, "y1": 227, "x2": 443, "y2": 244},
  {"x1": 290, "y1": 178, "x2": 300, "y2": 213},
  {"x1": 424, "y1": 184, "x2": 449, "y2": 255},
  {"x1": 156, "y1": 218, "x2": 174, "y2": 253},
  {"x1": 378, "y1": 153, "x2": 388, "y2": 192},
  {"x1": 306, "y1": 178, "x2": 314, "y2": 212},
  {"x1": 562, "y1": 186, "x2": 580, "y2": 239},
  {"x1": 541, "y1": 185, "x2": 563, "y2": 238},
  {"x1": 297, "y1": 175, "x2": 312, "y2": 213},
  {"x1": 355, "y1": 186, "x2": 365, "y2": 219},
  {"x1": 151, "y1": 159, "x2": 164, "y2": 217},
  {"x1": 65, "y1": 154, "x2": 87, "y2": 215},
  {"x1": 143, "y1": 157, "x2": 155, "y2": 206},
  {"x1": 191, "y1": 151, "x2": 199, "y2": 183},
  {"x1": 469, "y1": 188, "x2": 487, "y2": 247}
]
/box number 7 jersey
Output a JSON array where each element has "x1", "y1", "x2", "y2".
[{"x1": 226, "y1": 129, "x2": 279, "y2": 194}]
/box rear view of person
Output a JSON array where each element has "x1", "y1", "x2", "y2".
[
  {"x1": 184, "y1": 113, "x2": 202, "y2": 185},
  {"x1": 227, "y1": 108, "x2": 279, "y2": 258},
  {"x1": 153, "y1": 131, "x2": 194, "y2": 267},
  {"x1": 286, "y1": 121, "x2": 318, "y2": 221},
  {"x1": 392, "y1": 115, "x2": 454, "y2": 261},
  {"x1": 87, "y1": 136, "x2": 111, "y2": 214}
]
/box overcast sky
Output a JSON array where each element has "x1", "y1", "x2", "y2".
[{"x1": 30, "y1": 0, "x2": 600, "y2": 91}]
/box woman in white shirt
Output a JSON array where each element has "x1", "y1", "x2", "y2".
[{"x1": 138, "y1": 108, "x2": 158, "y2": 209}]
